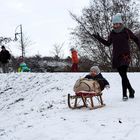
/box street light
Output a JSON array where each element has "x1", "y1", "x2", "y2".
[{"x1": 14, "y1": 24, "x2": 24, "y2": 58}]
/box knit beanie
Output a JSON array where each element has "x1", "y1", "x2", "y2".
[
  {"x1": 90, "y1": 66, "x2": 101, "y2": 74},
  {"x1": 112, "y1": 13, "x2": 123, "y2": 24},
  {"x1": 1, "y1": 45, "x2": 5, "y2": 49}
]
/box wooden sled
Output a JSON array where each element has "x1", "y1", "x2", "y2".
[{"x1": 68, "y1": 91, "x2": 105, "y2": 110}]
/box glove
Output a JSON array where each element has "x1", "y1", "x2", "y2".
[
  {"x1": 105, "y1": 85, "x2": 110, "y2": 90},
  {"x1": 92, "y1": 32, "x2": 100, "y2": 39}
]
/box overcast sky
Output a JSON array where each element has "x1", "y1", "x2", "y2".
[{"x1": 0, "y1": 0, "x2": 90, "y2": 57}]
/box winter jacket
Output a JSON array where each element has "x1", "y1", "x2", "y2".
[
  {"x1": 85, "y1": 73, "x2": 109, "y2": 91},
  {"x1": 71, "y1": 50, "x2": 79, "y2": 64},
  {"x1": 18, "y1": 63, "x2": 30, "y2": 72},
  {"x1": 94, "y1": 27, "x2": 140, "y2": 68},
  {"x1": 0, "y1": 50, "x2": 11, "y2": 64}
]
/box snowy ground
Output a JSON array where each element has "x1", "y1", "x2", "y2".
[{"x1": 0, "y1": 72, "x2": 140, "y2": 140}]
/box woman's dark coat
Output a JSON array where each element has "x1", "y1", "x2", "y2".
[{"x1": 95, "y1": 27, "x2": 140, "y2": 68}]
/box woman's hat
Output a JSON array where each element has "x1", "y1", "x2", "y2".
[{"x1": 112, "y1": 13, "x2": 123, "y2": 24}]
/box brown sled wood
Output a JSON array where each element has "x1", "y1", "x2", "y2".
[
  {"x1": 68, "y1": 94, "x2": 86, "y2": 109},
  {"x1": 68, "y1": 92, "x2": 105, "y2": 110}
]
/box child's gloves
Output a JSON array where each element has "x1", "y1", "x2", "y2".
[{"x1": 105, "y1": 85, "x2": 110, "y2": 90}]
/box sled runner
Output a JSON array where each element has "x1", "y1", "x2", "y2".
[{"x1": 68, "y1": 91, "x2": 105, "y2": 110}]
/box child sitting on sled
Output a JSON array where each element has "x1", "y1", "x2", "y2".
[
  {"x1": 73, "y1": 66, "x2": 110, "y2": 93},
  {"x1": 85, "y1": 66, "x2": 110, "y2": 91},
  {"x1": 71, "y1": 66, "x2": 108, "y2": 109}
]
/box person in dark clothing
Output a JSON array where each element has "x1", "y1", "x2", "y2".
[
  {"x1": 0, "y1": 45, "x2": 11, "y2": 73},
  {"x1": 92, "y1": 13, "x2": 140, "y2": 100},
  {"x1": 85, "y1": 66, "x2": 110, "y2": 91}
]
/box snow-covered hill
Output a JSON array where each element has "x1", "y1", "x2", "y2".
[{"x1": 0, "y1": 72, "x2": 140, "y2": 140}]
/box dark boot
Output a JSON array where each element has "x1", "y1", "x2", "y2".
[
  {"x1": 129, "y1": 89, "x2": 135, "y2": 98},
  {"x1": 122, "y1": 89, "x2": 128, "y2": 101},
  {"x1": 122, "y1": 96, "x2": 128, "y2": 101}
]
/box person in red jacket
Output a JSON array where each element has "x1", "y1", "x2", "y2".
[{"x1": 70, "y1": 48, "x2": 79, "y2": 72}]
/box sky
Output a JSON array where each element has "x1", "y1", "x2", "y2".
[{"x1": 0, "y1": 0, "x2": 90, "y2": 57}]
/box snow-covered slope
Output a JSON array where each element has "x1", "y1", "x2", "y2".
[{"x1": 0, "y1": 72, "x2": 140, "y2": 140}]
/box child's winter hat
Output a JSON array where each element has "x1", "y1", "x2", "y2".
[
  {"x1": 112, "y1": 13, "x2": 123, "y2": 24},
  {"x1": 70, "y1": 48, "x2": 75, "y2": 51},
  {"x1": 90, "y1": 66, "x2": 101, "y2": 74}
]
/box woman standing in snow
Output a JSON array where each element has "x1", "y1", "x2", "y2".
[{"x1": 92, "y1": 13, "x2": 140, "y2": 101}]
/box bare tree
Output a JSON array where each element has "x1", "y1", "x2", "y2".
[
  {"x1": 0, "y1": 37, "x2": 13, "y2": 46},
  {"x1": 15, "y1": 33, "x2": 33, "y2": 57},
  {"x1": 51, "y1": 43, "x2": 64, "y2": 60},
  {"x1": 70, "y1": 0, "x2": 140, "y2": 70}
]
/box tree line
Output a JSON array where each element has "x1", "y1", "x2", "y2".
[
  {"x1": 2, "y1": 0, "x2": 140, "y2": 72},
  {"x1": 70, "y1": 0, "x2": 140, "y2": 71}
]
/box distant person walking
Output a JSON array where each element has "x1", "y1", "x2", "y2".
[
  {"x1": 70, "y1": 48, "x2": 79, "y2": 72},
  {"x1": 92, "y1": 13, "x2": 140, "y2": 101},
  {"x1": 0, "y1": 45, "x2": 11, "y2": 73}
]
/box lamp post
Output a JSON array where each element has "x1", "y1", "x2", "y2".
[{"x1": 15, "y1": 24, "x2": 24, "y2": 58}]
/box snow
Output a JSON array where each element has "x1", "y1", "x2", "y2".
[{"x1": 0, "y1": 72, "x2": 140, "y2": 140}]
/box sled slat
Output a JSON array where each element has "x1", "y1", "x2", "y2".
[{"x1": 68, "y1": 92, "x2": 105, "y2": 110}]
